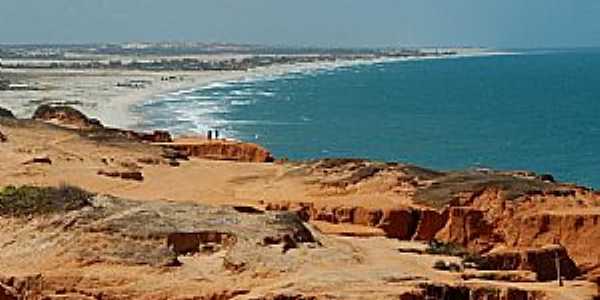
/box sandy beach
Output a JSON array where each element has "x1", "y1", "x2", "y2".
[
  {"x1": 0, "y1": 49, "x2": 490, "y2": 132},
  {"x1": 0, "y1": 68, "x2": 254, "y2": 129}
]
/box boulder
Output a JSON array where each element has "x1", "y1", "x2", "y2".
[
  {"x1": 22, "y1": 156, "x2": 52, "y2": 165},
  {"x1": 0, "y1": 106, "x2": 15, "y2": 119},
  {"x1": 32, "y1": 105, "x2": 103, "y2": 130},
  {"x1": 0, "y1": 131, "x2": 6, "y2": 143},
  {"x1": 98, "y1": 170, "x2": 144, "y2": 181}
]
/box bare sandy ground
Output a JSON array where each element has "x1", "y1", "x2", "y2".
[
  {"x1": 1, "y1": 118, "x2": 599, "y2": 298},
  {"x1": 0, "y1": 119, "x2": 409, "y2": 208},
  {"x1": 1, "y1": 49, "x2": 598, "y2": 298}
]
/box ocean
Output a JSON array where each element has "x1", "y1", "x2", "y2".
[{"x1": 135, "y1": 49, "x2": 600, "y2": 188}]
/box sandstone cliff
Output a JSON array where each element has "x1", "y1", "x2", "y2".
[{"x1": 158, "y1": 139, "x2": 275, "y2": 163}]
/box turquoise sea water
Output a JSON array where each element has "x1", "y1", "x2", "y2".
[{"x1": 136, "y1": 49, "x2": 600, "y2": 187}]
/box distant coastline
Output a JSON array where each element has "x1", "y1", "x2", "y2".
[
  {"x1": 133, "y1": 48, "x2": 517, "y2": 137},
  {"x1": 0, "y1": 44, "x2": 487, "y2": 130}
]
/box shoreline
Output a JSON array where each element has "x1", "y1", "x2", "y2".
[
  {"x1": 129, "y1": 49, "x2": 518, "y2": 133},
  {"x1": 0, "y1": 49, "x2": 509, "y2": 132}
]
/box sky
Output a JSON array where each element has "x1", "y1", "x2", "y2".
[{"x1": 1, "y1": 0, "x2": 599, "y2": 48}]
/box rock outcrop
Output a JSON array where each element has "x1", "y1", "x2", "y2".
[
  {"x1": 0, "y1": 188, "x2": 324, "y2": 298},
  {"x1": 434, "y1": 207, "x2": 498, "y2": 253},
  {"x1": 0, "y1": 106, "x2": 15, "y2": 119},
  {"x1": 32, "y1": 104, "x2": 103, "y2": 130},
  {"x1": 31, "y1": 105, "x2": 173, "y2": 144},
  {"x1": 263, "y1": 186, "x2": 599, "y2": 280},
  {"x1": 412, "y1": 209, "x2": 449, "y2": 241},
  {"x1": 483, "y1": 245, "x2": 580, "y2": 281},
  {"x1": 160, "y1": 139, "x2": 275, "y2": 162},
  {"x1": 503, "y1": 210, "x2": 600, "y2": 273},
  {"x1": 138, "y1": 130, "x2": 172, "y2": 143},
  {"x1": 22, "y1": 156, "x2": 52, "y2": 165},
  {"x1": 0, "y1": 274, "x2": 43, "y2": 300},
  {"x1": 97, "y1": 169, "x2": 144, "y2": 181},
  {"x1": 377, "y1": 208, "x2": 419, "y2": 239},
  {"x1": 167, "y1": 231, "x2": 237, "y2": 255},
  {"x1": 418, "y1": 283, "x2": 545, "y2": 300},
  {"x1": 353, "y1": 207, "x2": 385, "y2": 227}
]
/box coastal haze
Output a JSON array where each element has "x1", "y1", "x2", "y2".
[
  {"x1": 2, "y1": 2, "x2": 600, "y2": 300},
  {"x1": 2, "y1": 0, "x2": 600, "y2": 48}
]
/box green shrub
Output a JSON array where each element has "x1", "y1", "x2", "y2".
[
  {"x1": 414, "y1": 171, "x2": 553, "y2": 209},
  {"x1": 0, "y1": 184, "x2": 93, "y2": 216},
  {"x1": 425, "y1": 240, "x2": 469, "y2": 257},
  {"x1": 433, "y1": 260, "x2": 462, "y2": 272},
  {"x1": 426, "y1": 240, "x2": 490, "y2": 269}
]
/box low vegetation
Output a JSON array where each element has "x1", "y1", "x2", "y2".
[
  {"x1": 425, "y1": 240, "x2": 470, "y2": 257},
  {"x1": 433, "y1": 259, "x2": 462, "y2": 272},
  {"x1": 414, "y1": 171, "x2": 554, "y2": 208},
  {"x1": 0, "y1": 184, "x2": 93, "y2": 216},
  {"x1": 426, "y1": 240, "x2": 489, "y2": 269}
]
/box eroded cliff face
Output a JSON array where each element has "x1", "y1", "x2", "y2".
[
  {"x1": 1, "y1": 186, "x2": 562, "y2": 300},
  {"x1": 160, "y1": 139, "x2": 275, "y2": 163},
  {"x1": 503, "y1": 208, "x2": 600, "y2": 273},
  {"x1": 483, "y1": 245, "x2": 580, "y2": 281},
  {"x1": 0, "y1": 191, "x2": 324, "y2": 299},
  {"x1": 264, "y1": 159, "x2": 600, "y2": 280},
  {"x1": 27, "y1": 105, "x2": 275, "y2": 163},
  {"x1": 2, "y1": 107, "x2": 599, "y2": 298}
]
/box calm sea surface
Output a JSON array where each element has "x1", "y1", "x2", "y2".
[{"x1": 136, "y1": 49, "x2": 600, "y2": 187}]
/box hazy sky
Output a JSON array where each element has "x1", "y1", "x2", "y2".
[{"x1": 1, "y1": 0, "x2": 599, "y2": 48}]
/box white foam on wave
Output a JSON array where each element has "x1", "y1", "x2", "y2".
[
  {"x1": 229, "y1": 89, "x2": 256, "y2": 96},
  {"x1": 139, "y1": 49, "x2": 520, "y2": 139},
  {"x1": 257, "y1": 91, "x2": 275, "y2": 97},
  {"x1": 184, "y1": 95, "x2": 213, "y2": 100},
  {"x1": 169, "y1": 88, "x2": 198, "y2": 96},
  {"x1": 230, "y1": 100, "x2": 253, "y2": 106}
]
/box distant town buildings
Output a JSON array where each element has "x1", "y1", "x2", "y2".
[{"x1": 0, "y1": 43, "x2": 458, "y2": 72}]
